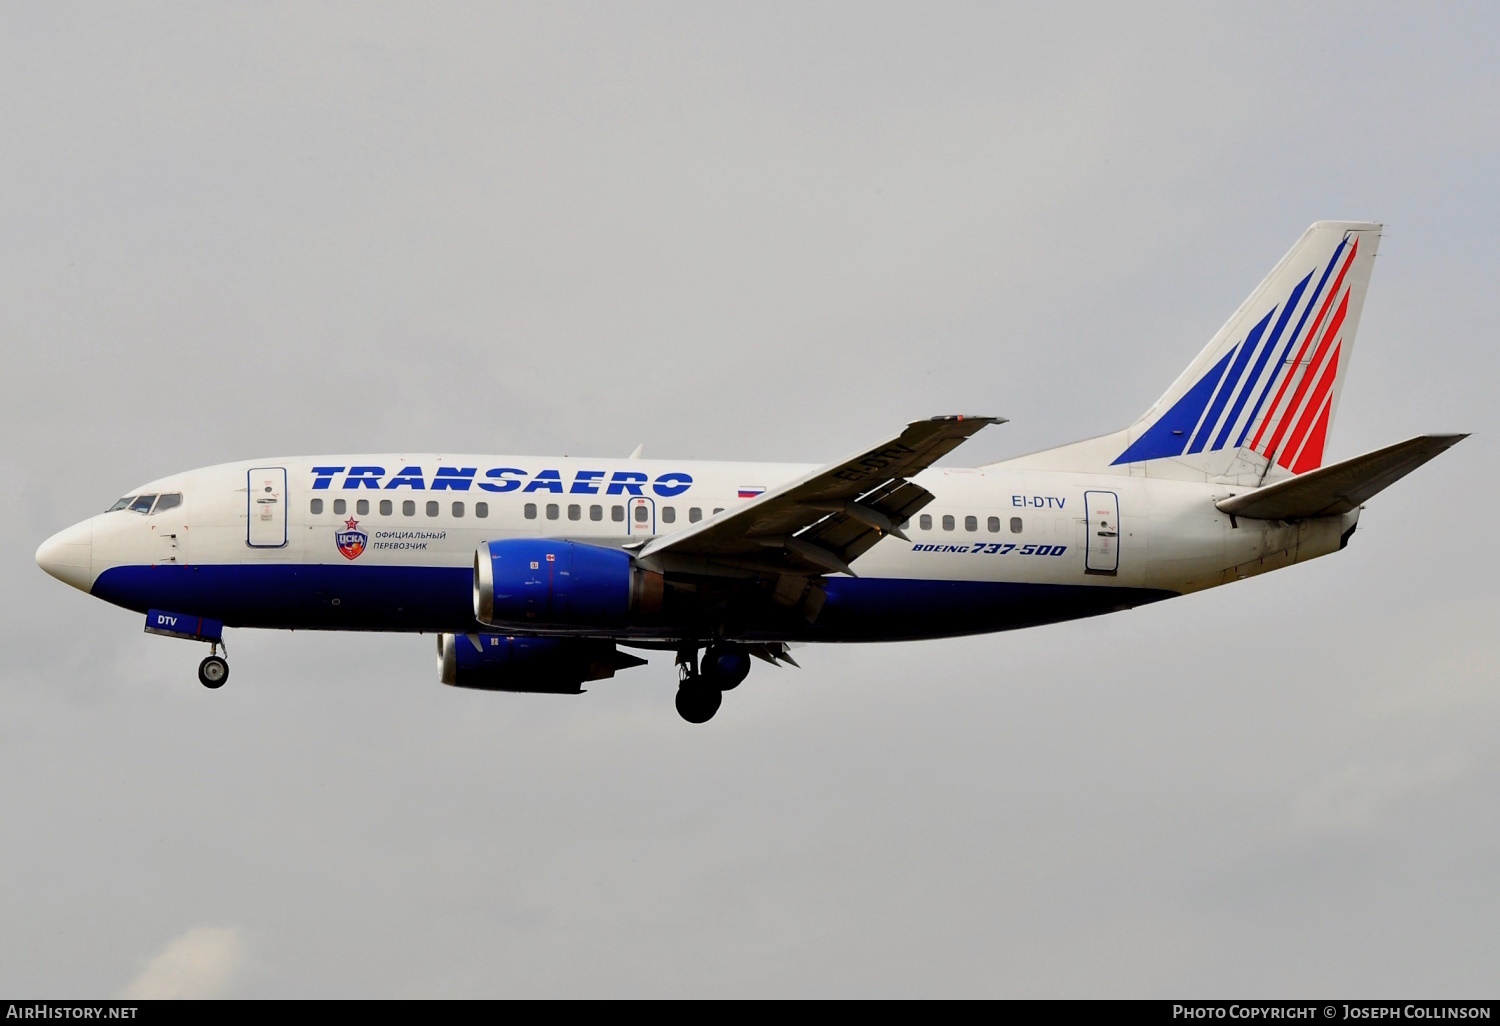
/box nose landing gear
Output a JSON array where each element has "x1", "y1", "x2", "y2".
[
  {"x1": 198, "y1": 655, "x2": 229, "y2": 689},
  {"x1": 142, "y1": 612, "x2": 230, "y2": 690},
  {"x1": 197, "y1": 640, "x2": 229, "y2": 689}
]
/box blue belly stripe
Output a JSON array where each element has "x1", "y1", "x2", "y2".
[{"x1": 90, "y1": 564, "x2": 1176, "y2": 640}]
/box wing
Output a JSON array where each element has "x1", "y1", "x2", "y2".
[{"x1": 635, "y1": 416, "x2": 1002, "y2": 579}]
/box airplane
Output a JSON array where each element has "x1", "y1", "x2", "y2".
[{"x1": 35, "y1": 221, "x2": 1465, "y2": 723}]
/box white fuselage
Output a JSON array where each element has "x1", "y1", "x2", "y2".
[{"x1": 41, "y1": 454, "x2": 1357, "y2": 644}]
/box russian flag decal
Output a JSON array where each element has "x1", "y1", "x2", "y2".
[{"x1": 738, "y1": 486, "x2": 765, "y2": 499}]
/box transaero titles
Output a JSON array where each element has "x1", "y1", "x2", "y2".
[{"x1": 307, "y1": 466, "x2": 692, "y2": 497}]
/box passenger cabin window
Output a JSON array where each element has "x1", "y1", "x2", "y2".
[
  {"x1": 129, "y1": 495, "x2": 156, "y2": 515},
  {"x1": 987, "y1": 516, "x2": 1000, "y2": 533},
  {"x1": 919, "y1": 514, "x2": 932, "y2": 531},
  {"x1": 333, "y1": 499, "x2": 346, "y2": 515},
  {"x1": 546, "y1": 503, "x2": 560, "y2": 520},
  {"x1": 452, "y1": 502, "x2": 465, "y2": 518},
  {"x1": 475, "y1": 502, "x2": 489, "y2": 518},
  {"x1": 402, "y1": 500, "x2": 416, "y2": 517},
  {"x1": 965, "y1": 515, "x2": 978, "y2": 532},
  {"x1": 634, "y1": 505, "x2": 648, "y2": 524},
  {"x1": 590, "y1": 505, "x2": 603, "y2": 521},
  {"x1": 713, "y1": 507, "x2": 724, "y2": 515},
  {"x1": 379, "y1": 499, "x2": 393, "y2": 516},
  {"x1": 425, "y1": 501, "x2": 438, "y2": 517},
  {"x1": 1010, "y1": 516, "x2": 1023, "y2": 534},
  {"x1": 612, "y1": 505, "x2": 625, "y2": 522},
  {"x1": 310, "y1": 498, "x2": 324, "y2": 515},
  {"x1": 568, "y1": 504, "x2": 581, "y2": 521},
  {"x1": 108, "y1": 496, "x2": 134, "y2": 512},
  {"x1": 662, "y1": 507, "x2": 676, "y2": 524},
  {"x1": 942, "y1": 514, "x2": 955, "y2": 531},
  {"x1": 689, "y1": 507, "x2": 702, "y2": 523},
  {"x1": 357, "y1": 499, "x2": 370, "y2": 515},
  {"x1": 524, "y1": 503, "x2": 537, "y2": 519}
]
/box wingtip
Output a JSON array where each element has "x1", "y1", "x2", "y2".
[
  {"x1": 930, "y1": 414, "x2": 1007, "y2": 425},
  {"x1": 1422, "y1": 433, "x2": 1470, "y2": 448}
]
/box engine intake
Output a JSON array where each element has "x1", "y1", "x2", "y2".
[
  {"x1": 437, "y1": 633, "x2": 647, "y2": 693},
  {"x1": 473, "y1": 539, "x2": 663, "y2": 627}
]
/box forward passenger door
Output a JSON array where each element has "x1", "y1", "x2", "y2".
[{"x1": 247, "y1": 467, "x2": 288, "y2": 548}]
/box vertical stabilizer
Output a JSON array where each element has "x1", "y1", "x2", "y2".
[{"x1": 1110, "y1": 221, "x2": 1381, "y2": 483}]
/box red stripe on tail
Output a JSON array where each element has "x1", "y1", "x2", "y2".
[
  {"x1": 1288, "y1": 392, "x2": 1334, "y2": 474},
  {"x1": 1277, "y1": 341, "x2": 1341, "y2": 471},
  {"x1": 1263, "y1": 290, "x2": 1349, "y2": 464},
  {"x1": 1250, "y1": 237, "x2": 1358, "y2": 452}
]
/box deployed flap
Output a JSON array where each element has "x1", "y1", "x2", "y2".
[
  {"x1": 1217, "y1": 434, "x2": 1466, "y2": 520},
  {"x1": 637, "y1": 416, "x2": 1001, "y2": 576}
]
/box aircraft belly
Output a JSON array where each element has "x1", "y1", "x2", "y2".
[
  {"x1": 89, "y1": 561, "x2": 1176, "y2": 640},
  {"x1": 794, "y1": 578, "x2": 1176, "y2": 641},
  {"x1": 92, "y1": 563, "x2": 476, "y2": 632}
]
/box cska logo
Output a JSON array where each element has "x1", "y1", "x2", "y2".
[{"x1": 336, "y1": 517, "x2": 368, "y2": 561}]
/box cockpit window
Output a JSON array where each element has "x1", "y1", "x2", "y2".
[
  {"x1": 108, "y1": 496, "x2": 134, "y2": 512},
  {"x1": 128, "y1": 494, "x2": 157, "y2": 514},
  {"x1": 153, "y1": 493, "x2": 182, "y2": 513}
]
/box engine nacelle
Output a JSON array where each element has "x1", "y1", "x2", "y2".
[
  {"x1": 437, "y1": 632, "x2": 646, "y2": 693},
  {"x1": 472, "y1": 539, "x2": 663, "y2": 627}
]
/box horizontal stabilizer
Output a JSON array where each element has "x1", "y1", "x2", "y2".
[{"x1": 1217, "y1": 434, "x2": 1466, "y2": 520}]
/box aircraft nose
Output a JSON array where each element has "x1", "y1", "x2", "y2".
[{"x1": 36, "y1": 520, "x2": 94, "y2": 592}]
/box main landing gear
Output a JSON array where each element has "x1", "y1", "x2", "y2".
[
  {"x1": 198, "y1": 642, "x2": 229, "y2": 689},
  {"x1": 674, "y1": 643, "x2": 753, "y2": 723}
]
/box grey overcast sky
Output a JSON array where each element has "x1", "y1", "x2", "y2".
[{"x1": 2, "y1": 2, "x2": 1497, "y2": 998}]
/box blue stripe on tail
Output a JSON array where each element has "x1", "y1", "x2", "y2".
[
  {"x1": 1111, "y1": 349, "x2": 1236, "y2": 465},
  {"x1": 1186, "y1": 307, "x2": 1275, "y2": 454},
  {"x1": 1211, "y1": 270, "x2": 1313, "y2": 452},
  {"x1": 1234, "y1": 240, "x2": 1346, "y2": 448}
]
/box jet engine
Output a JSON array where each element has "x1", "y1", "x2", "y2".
[
  {"x1": 437, "y1": 632, "x2": 647, "y2": 693},
  {"x1": 472, "y1": 539, "x2": 663, "y2": 628}
]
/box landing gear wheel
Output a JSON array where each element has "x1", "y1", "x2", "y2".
[
  {"x1": 675, "y1": 682, "x2": 722, "y2": 724},
  {"x1": 701, "y1": 644, "x2": 751, "y2": 691},
  {"x1": 198, "y1": 655, "x2": 229, "y2": 689}
]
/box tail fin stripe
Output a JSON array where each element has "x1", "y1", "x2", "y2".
[
  {"x1": 1214, "y1": 269, "x2": 1314, "y2": 452},
  {"x1": 1266, "y1": 295, "x2": 1347, "y2": 464},
  {"x1": 1109, "y1": 349, "x2": 1236, "y2": 464},
  {"x1": 1250, "y1": 238, "x2": 1358, "y2": 453},
  {"x1": 1247, "y1": 243, "x2": 1352, "y2": 452},
  {"x1": 1182, "y1": 347, "x2": 1242, "y2": 454},
  {"x1": 1287, "y1": 387, "x2": 1334, "y2": 474},
  {"x1": 1187, "y1": 306, "x2": 1276, "y2": 454},
  {"x1": 1280, "y1": 342, "x2": 1341, "y2": 469},
  {"x1": 1233, "y1": 262, "x2": 1325, "y2": 448}
]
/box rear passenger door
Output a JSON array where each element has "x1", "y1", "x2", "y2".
[{"x1": 1084, "y1": 490, "x2": 1119, "y2": 575}]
